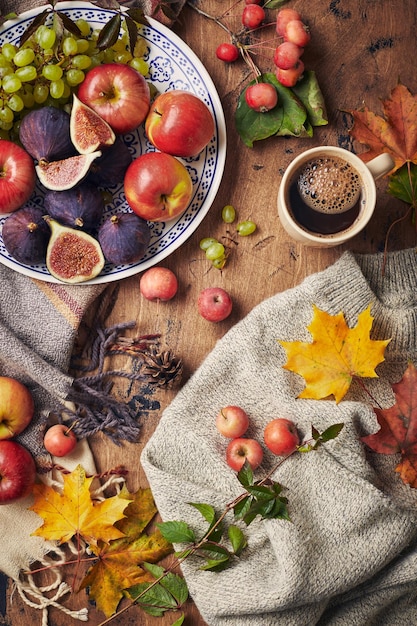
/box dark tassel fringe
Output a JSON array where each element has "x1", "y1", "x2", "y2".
[{"x1": 67, "y1": 288, "x2": 167, "y2": 445}]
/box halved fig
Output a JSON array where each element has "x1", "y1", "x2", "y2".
[
  {"x1": 70, "y1": 95, "x2": 116, "y2": 155},
  {"x1": 36, "y1": 151, "x2": 102, "y2": 191},
  {"x1": 19, "y1": 107, "x2": 75, "y2": 162},
  {"x1": 45, "y1": 216, "x2": 105, "y2": 284}
]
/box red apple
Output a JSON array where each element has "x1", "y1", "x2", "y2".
[
  {"x1": 264, "y1": 418, "x2": 300, "y2": 456},
  {"x1": 0, "y1": 140, "x2": 36, "y2": 214},
  {"x1": 43, "y1": 424, "x2": 77, "y2": 457},
  {"x1": 197, "y1": 287, "x2": 233, "y2": 322},
  {"x1": 77, "y1": 63, "x2": 150, "y2": 134},
  {"x1": 140, "y1": 266, "x2": 178, "y2": 301},
  {"x1": 124, "y1": 152, "x2": 193, "y2": 222},
  {"x1": 145, "y1": 90, "x2": 215, "y2": 157},
  {"x1": 216, "y1": 405, "x2": 249, "y2": 438},
  {"x1": 0, "y1": 376, "x2": 34, "y2": 440},
  {"x1": 0, "y1": 440, "x2": 36, "y2": 504},
  {"x1": 226, "y1": 438, "x2": 263, "y2": 471}
]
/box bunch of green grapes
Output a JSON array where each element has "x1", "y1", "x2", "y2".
[
  {"x1": 200, "y1": 205, "x2": 257, "y2": 270},
  {"x1": 0, "y1": 18, "x2": 149, "y2": 140}
]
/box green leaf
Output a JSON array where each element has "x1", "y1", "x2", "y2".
[
  {"x1": 96, "y1": 13, "x2": 122, "y2": 51},
  {"x1": 199, "y1": 556, "x2": 230, "y2": 572},
  {"x1": 273, "y1": 77, "x2": 308, "y2": 136},
  {"x1": 237, "y1": 461, "x2": 254, "y2": 488},
  {"x1": 19, "y1": 8, "x2": 49, "y2": 46},
  {"x1": 126, "y1": 7, "x2": 149, "y2": 25},
  {"x1": 233, "y1": 495, "x2": 251, "y2": 520},
  {"x1": 292, "y1": 71, "x2": 328, "y2": 127},
  {"x1": 388, "y1": 163, "x2": 417, "y2": 205},
  {"x1": 124, "y1": 14, "x2": 139, "y2": 52},
  {"x1": 143, "y1": 563, "x2": 189, "y2": 606},
  {"x1": 264, "y1": 0, "x2": 290, "y2": 7},
  {"x1": 246, "y1": 484, "x2": 276, "y2": 500},
  {"x1": 157, "y1": 520, "x2": 195, "y2": 544},
  {"x1": 188, "y1": 502, "x2": 216, "y2": 525},
  {"x1": 172, "y1": 616, "x2": 185, "y2": 626},
  {"x1": 128, "y1": 581, "x2": 177, "y2": 617},
  {"x1": 320, "y1": 422, "x2": 344, "y2": 442},
  {"x1": 199, "y1": 542, "x2": 230, "y2": 557},
  {"x1": 55, "y1": 10, "x2": 82, "y2": 37},
  {"x1": 228, "y1": 524, "x2": 247, "y2": 556}
]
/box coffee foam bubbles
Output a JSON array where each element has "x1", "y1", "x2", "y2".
[{"x1": 297, "y1": 156, "x2": 361, "y2": 214}]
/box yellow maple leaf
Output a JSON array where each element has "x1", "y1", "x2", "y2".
[
  {"x1": 80, "y1": 488, "x2": 173, "y2": 617},
  {"x1": 30, "y1": 464, "x2": 128, "y2": 546},
  {"x1": 279, "y1": 304, "x2": 390, "y2": 403}
]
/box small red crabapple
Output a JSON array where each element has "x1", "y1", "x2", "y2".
[
  {"x1": 242, "y1": 4, "x2": 265, "y2": 29},
  {"x1": 226, "y1": 437, "x2": 264, "y2": 471},
  {"x1": 245, "y1": 83, "x2": 278, "y2": 112},
  {"x1": 284, "y1": 20, "x2": 311, "y2": 47},
  {"x1": 273, "y1": 41, "x2": 303, "y2": 70},
  {"x1": 139, "y1": 266, "x2": 178, "y2": 301},
  {"x1": 276, "y1": 7, "x2": 302, "y2": 36},
  {"x1": 275, "y1": 59, "x2": 305, "y2": 87},
  {"x1": 216, "y1": 42, "x2": 239, "y2": 63}
]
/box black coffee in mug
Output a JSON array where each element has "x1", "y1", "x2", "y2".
[{"x1": 288, "y1": 156, "x2": 363, "y2": 235}]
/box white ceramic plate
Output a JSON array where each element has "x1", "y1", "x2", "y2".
[{"x1": 0, "y1": 1, "x2": 226, "y2": 284}]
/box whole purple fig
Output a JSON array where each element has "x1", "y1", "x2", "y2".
[
  {"x1": 98, "y1": 212, "x2": 151, "y2": 265},
  {"x1": 2, "y1": 206, "x2": 50, "y2": 265}
]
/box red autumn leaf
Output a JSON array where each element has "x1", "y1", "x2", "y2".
[
  {"x1": 362, "y1": 362, "x2": 417, "y2": 487},
  {"x1": 349, "y1": 82, "x2": 417, "y2": 173}
]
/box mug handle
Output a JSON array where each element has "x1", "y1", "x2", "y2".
[{"x1": 366, "y1": 152, "x2": 395, "y2": 180}]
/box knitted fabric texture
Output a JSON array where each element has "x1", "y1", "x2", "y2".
[{"x1": 142, "y1": 248, "x2": 417, "y2": 626}]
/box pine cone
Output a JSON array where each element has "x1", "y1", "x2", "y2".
[{"x1": 141, "y1": 346, "x2": 183, "y2": 388}]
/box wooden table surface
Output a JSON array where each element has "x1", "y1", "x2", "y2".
[{"x1": 3, "y1": 1, "x2": 417, "y2": 625}]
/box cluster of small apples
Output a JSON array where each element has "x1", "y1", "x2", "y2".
[
  {"x1": 139, "y1": 266, "x2": 233, "y2": 323},
  {"x1": 273, "y1": 7, "x2": 311, "y2": 88},
  {"x1": 215, "y1": 405, "x2": 300, "y2": 471},
  {"x1": 215, "y1": 3, "x2": 312, "y2": 114}
]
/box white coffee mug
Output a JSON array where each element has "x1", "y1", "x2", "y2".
[{"x1": 277, "y1": 146, "x2": 395, "y2": 247}]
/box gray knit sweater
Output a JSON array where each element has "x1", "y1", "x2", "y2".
[{"x1": 141, "y1": 248, "x2": 417, "y2": 625}]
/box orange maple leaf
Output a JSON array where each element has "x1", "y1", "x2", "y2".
[
  {"x1": 362, "y1": 362, "x2": 417, "y2": 488},
  {"x1": 80, "y1": 488, "x2": 173, "y2": 617},
  {"x1": 29, "y1": 464, "x2": 128, "y2": 546},
  {"x1": 279, "y1": 304, "x2": 390, "y2": 403},
  {"x1": 349, "y1": 82, "x2": 417, "y2": 173}
]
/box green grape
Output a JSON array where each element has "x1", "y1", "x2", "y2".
[
  {"x1": 0, "y1": 54, "x2": 12, "y2": 68},
  {"x1": 7, "y1": 94, "x2": 24, "y2": 112},
  {"x1": 205, "y1": 241, "x2": 225, "y2": 261},
  {"x1": 62, "y1": 37, "x2": 78, "y2": 56},
  {"x1": 36, "y1": 26, "x2": 56, "y2": 50},
  {"x1": 2, "y1": 74, "x2": 22, "y2": 93},
  {"x1": 221, "y1": 204, "x2": 236, "y2": 223},
  {"x1": 112, "y1": 38, "x2": 128, "y2": 53},
  {"x1": 133, "y1": 38, "x2": 148, "y2": 58},
  {"x1": 65, "y1": 68, "x2": 85, "y2": 86},
  {"x1": 114, "y1": 51, "x2": 133, "y2": 64},
  {"x1": 129, "y1": 57, "x2": 149, "y2": 75},
  {"x1": 102, "y1": 49, "x2": 115, "y2": 63},
  {"x1": 200, "y1": 237, "x2": 218, "y2": 251},
  {"x1": 212, "y1": 256, "x2": 227, "y2": 270},
  {"x1": 76, "y1": 19, "x2": 91, "y2": 37},
  {"x1": 0, "y1": 119, "x2": 13, "y2": 131},
  {"x1": 0, "y1": 106, "x2": 14, "y2": 124},
  {"x1": 75, "y1": 39, "x2": 90, "y2": 54},
  {"x1": 71, "y1": 54, "x2": 91, "y2": 70},
  {"x1": 15, "y1": 65, "x2": 37, "y2": 82},
  {"x1": 0, "y1": 66, "x2": 13, "y2": 80},
  {"x1": 42, "y1": 64, "x2": 63, "y2": 81},
  {"x1": 49, "y1": 78, "x2": 65, "y2": 99},
  {"x1": 13, "y1": 47, "x2": 35, "y2": 67},
  {"x1": 20, "y1": 88, "x2": 35, "y2": 108},
  {"x1": 33, "y1": 82, "x2": 49, "y2": 104},
  {"x1": 237, "y1": 220, "x2": 257, "y2": 236},
  {"x1": 1, "y1": 44, "x2": 18, "y2": 62}
]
